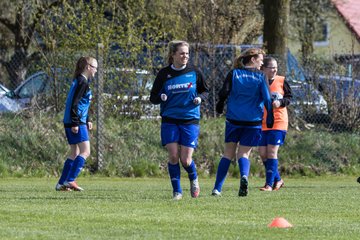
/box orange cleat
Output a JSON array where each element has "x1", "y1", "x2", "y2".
[
  {"x1": 273, "y1": 179, "x2": 284, "y2": 191},
  {"x1": 64, "y1": 181, "x2": 84, "y2": 191},
  {"x1": 260, "y1": 185, "x2": 273, "y2": 191}
]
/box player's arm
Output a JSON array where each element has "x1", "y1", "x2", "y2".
[
  {"x1": 216, "y1": 70, "x2": 233, "y2": 114},
  {"x1": 70, "y1": 78, "x2": 88, "y2": 126},
  {"x1": 196, "y1": 68, "x2": 209, "y2": 102},
  {"x1": 279, "y1": 79, "x2": 292, "y2": 107},
  {"x1": 150, "y1": 70, "x2": 165, "y2": 104},
  {"x1": 261, "y1": 75, "x2": 274, "y2": 128}
]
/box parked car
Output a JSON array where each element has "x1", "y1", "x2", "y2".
[
  {"x1": 0, "y1": 83, "x2": 22, "y2": 113},
  {"x1": 289, "y1": 80, "x2": 328, "y2": 115},
  {"x1": 0, "y1": 83, "x2": 10, "y2": 96},
  {"x1": 6, "y1": 69, "x2": 71, "y2": 108}
]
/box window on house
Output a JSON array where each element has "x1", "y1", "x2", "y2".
[{"x1": 314, "y1": 21, "x2": 329, "y2": 46}]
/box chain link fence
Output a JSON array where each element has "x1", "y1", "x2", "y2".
[{"x1": 1, "y1": 43, "x2": 359, "y2": 172}]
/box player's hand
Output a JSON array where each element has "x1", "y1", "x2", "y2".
[
  {"x1": 272, "y1": 100, "x2": 281, "y2": 108},
  {"x1": 193, "y1": 97, "x2": 201, "y2": 105},
  {"x1": 160, "y1": 94, "x2": 167, "y2": 101},
  {"x1": 87, "y1": 122, "x2": 93, "y2": 130},
  {"x1": 71, "y1": 126, "x2": 79, "y2": 134}
]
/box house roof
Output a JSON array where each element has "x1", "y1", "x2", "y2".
[{"x1": 332, "y1": 0, "x2": 360, "y2": 40}]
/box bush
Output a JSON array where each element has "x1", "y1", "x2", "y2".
[{"x1": 0, "y1": 112, "x2": 360, "y2": 177}]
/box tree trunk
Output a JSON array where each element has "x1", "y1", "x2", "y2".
[{"x1": 262, "y1": 0, "x2": 290, "y2": 76}]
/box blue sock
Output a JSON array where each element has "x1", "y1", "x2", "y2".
[
  {"x1": 183, "y1": 160, "x2": 198, "y2": 181},
  {"x1": 214, "y1": 157, "x2": 231, "y2": 192},
  {"x1": 66, "y1": 155, "x2": 86, "y2": 182},
  {"x1": 263, "y1": 160, "x2": 268, "y2": 176},
  {"x1": 266, "y1": 158, "x2": 278, "y2": 186},
  {"x1": 238, "y1": 157, "x2": 250, "y2": 177},
  {"x1": 168, "y1": 162, "x2": 182, "y2": 194},
  {"x1": 274, "y1": 161, "x2": 281, "y2": 182},
  {"x1": 58, "y1": 159, "x2": 73, "y2": 185}
]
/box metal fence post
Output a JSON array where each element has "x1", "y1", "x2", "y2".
[{"x1": 96, "y1": 43, "x2": 105, "y2": 170}]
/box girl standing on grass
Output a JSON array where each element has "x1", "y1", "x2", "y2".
[
  {"x1": 259, "y1": 57, "x2": 292, "y2": 191},
  {"x1": 150, "y1": 40, "x2": 208, "y2": 200},
  {"x1": 56, "y1": 56, "x2": 97, "y2": 192},
  {"x1": 212, "y1": 48, "x2": 274, "y2": 197}
]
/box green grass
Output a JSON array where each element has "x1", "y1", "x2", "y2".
[{"x1": 0, "y1": 176, "x2": 360, "y2": 240}]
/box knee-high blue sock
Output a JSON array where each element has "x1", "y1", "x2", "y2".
[
  {"x1": 66, "y1": 155, "x2": 86, "y2": 182},
  {"x1": 238, "y1": 157, "x2": 250, "y2": 178},
  {"x1": 58, "y1": 159, "x2": 74, "y2": 185},
  {"x1": 168, "y1": 162, "x2": 182, "y2": 194},
  {"x1": 214, "y1": 157, "x2": 231, "y2": 192},
  {"x1": 266, "y1": 158, "x2": 278, "y2": 186},
  {"x1": 263, "y1": 160, "x2": 268, "y2": 176},
  {"x1": 274, "y1": 161, "x2": 281, "y2": 182},
  {"x1": 183, "y1": 160, "x2": 198, "y2": 181}
]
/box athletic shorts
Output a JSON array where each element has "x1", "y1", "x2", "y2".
[
  {"x1": 258, "y1": 130, "x2": 287, "y2": 146},
  {"x1": 224, "y1": 121, "x2": 262, "y2": 146},
  {"x1": 65, "y1": 125, "x2": 89, "y2": 145},
  {"x1": 161, "y1": 123, "x2": 199, "y2": 148}
]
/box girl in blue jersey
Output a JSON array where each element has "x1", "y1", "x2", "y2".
[
  {"x1": 55, "y1": 56, "x2": 97, "y2": 191},
  {"x1": 212, "y1": 48, "x2": 274, "y2": 197},
  {"x1": 150, "y1": 40, "x2": 209, "y2": 200}
]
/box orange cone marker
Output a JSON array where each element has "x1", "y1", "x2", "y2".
[{"x1": 268, "y1": 217, "x2": 293, "y2": 228}]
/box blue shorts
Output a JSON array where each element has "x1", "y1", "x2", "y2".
[
  {"x1": 258, "y1": 130, "x2": 287, "y2": 146},
  {"x1": 161, "y1": 123, "x2": 199, "y2": 148},
  {"x1": 224, "y1": 121, "x2": 262, "y2": 146},
  {"x1": 65, "y1": 125, "x2": 89, "y2": 145}
]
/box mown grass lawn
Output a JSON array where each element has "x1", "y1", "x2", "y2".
[{"x1": 0, "y1": 176, "x2": 359, "y2": 240}]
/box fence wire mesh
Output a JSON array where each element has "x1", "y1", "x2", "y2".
[{"x1": 1, "y1": 43, "x2": 359, "y2": 171}]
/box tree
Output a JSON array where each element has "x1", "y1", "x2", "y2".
[
  {"x1": 262, "y1": 0, "x2": 290, "y2": 75},
  {"x1": 0, "y1": 0, "x2": 62, "y2": 87}
]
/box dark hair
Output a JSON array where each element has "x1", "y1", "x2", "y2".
[
  {"x1": 234, "y1": 48, "x2": 265, "y2": 68},
  {"x1": 167, "y1": 40, "x2": 189, "y2": 65},
  {"x1": 263, "y1": 57, "x2": 277, "y2": 68},
  {"x1": 73, "y1": 56, "x2": 96, "y2": 78}
]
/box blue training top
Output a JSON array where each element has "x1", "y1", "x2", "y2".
[
  {"x1": 63, "y1": 75, "x2": 92, "y2": 127},
  {"x1": 150, "y1": 65, "x2": 208, "y2": 124},
  {"x1": 218, "y1": 68, "x2": 273, "y2": 127}
]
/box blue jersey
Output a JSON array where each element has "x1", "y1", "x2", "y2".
[
  {"x1": 218, "y1": 68, "x2": 273, "y2": 127},
  {"x1": 63, "y1": 75, "x2": 92, "y2": 127},
  {"x1": 150, "y1": 65, "x2": 208, "y2": 123}
]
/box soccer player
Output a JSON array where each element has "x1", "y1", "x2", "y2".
[
  {"x1": 259, "y1": 57, "x2": 292, "y2": 191},
  {"x1": 55, "y1": 56, "x2": 97, "y2": 191},
  {"x1": 212, "y1": 48, "x2": 274, "y2": 197},
  {"x1": 150, "y1": 40, "x2": 208, "y2": 200}
]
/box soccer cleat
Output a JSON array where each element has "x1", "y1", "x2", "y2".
[
  {"x1": 211, "y1": 189, "x2": 221, "y2": 196},
  {"x1": 173, "y1": 192, "x2": 183, "y2": 200},
  {"x1": 273, "y1": 179, "x2": 284, "y2": 191},
  {"x1": 64, "y1": 181, "x2": 84, "y2": 191},
  {"x1": 357, "y1": 177, "x2": 360, "y2": 184},
  {"x1": 238, "y1": 176, "x2": 249, "y2": 197},
  {"x1": 55, "y1": 183, "x2": 71, "y2": 191},
  {"x1": 190, "y1": 178, "x2": 200, "y2": 198},
  {"x1": 260, "y1": 185, "x2": 273, "y2": 191}
]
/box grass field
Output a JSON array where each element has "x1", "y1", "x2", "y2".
[{"x1": 0, "y1": 176, "x2": 359, "y2": 240}]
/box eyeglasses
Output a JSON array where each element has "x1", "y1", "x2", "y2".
[
  {"x1": 89, "y1": 64, "x2": 97, "y2": 69},
  {"x1": 263, "y1": 66, "x2": 277, "y2": 69}
]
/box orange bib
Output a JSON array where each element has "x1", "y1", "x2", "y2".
[{"x1": 262, "y1": 76, "x2": 288, "y2": 131}]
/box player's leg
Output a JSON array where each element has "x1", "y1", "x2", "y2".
[
  {"x1": 179, "y1": 124, "x2": 200, "y2": 198},
  {"x1": 56, "y1": 144, "x2": 79, "y2": 191},
  {"x1": 162, "y1": 123, "x2": 182, "y2": 199},
  {"x1": 212, "y1": 142, "x2": 237, "y2": 196}
]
